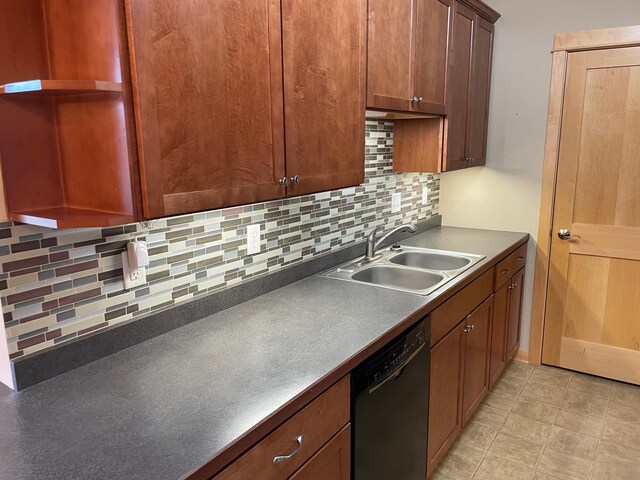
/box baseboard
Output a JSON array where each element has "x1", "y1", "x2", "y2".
[{"x1": 514, "y1": 349, "x2": 529, "y2": 362}]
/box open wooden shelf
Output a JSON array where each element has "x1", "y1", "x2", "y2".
[
  {"x1": 0, "y1": 79, "x2": 122, "y2": 96},
  {"x1": 11, "y1": 207, "x2": 137, "y2": 229}
]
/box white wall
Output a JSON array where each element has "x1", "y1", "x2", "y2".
[{"x1": 440, "y1": 0, "x2": 640, "y2": 352}]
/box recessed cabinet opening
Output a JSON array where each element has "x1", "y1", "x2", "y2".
[{"x1": 0, "y1": 0, "x2": 140, "y2": 228}]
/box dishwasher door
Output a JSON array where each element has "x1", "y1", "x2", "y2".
[{"x1": 352, "y1": 319, "x2": 430, "y2": 480}]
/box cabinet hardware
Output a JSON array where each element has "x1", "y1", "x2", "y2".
[
  {"x1": 279, "y1": 177, "x2": 289, "y2": 186},
  {"x1": 507, "y1": 283, "x2": 517, "y2": 290},
  {"x1": 501, "y1": 268, "x2": 510, "y2": 275},
  {"x1": 290, "y1": 175, "x2": 301, "y2": 185},
  {"x1": 517, "y1": 256, "x2": 525, "y2": 261},
  {"x1": 463, "y1": 324, "x2": 474, "y2": 333},
  {"x1": 273, "y1": 435, "x2": 303, "y2": 465},
  {"x1": 410, "y1": 96, "x2": 424, "y2": 103}
]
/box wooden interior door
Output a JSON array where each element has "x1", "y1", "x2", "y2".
[
  {"x1": 126, "y1": 0, "x2": 286, "y2": 218},
  {"x1": 282, "y1": 0, "x2": 366, "y2": 196},
  {"x1": 366, "y1": 0, "x2": 414, "y2": 112},
  {"x1": 462, "y1": 295, "x2": 492, "y2": 424},
  {"x1": 542, "y1": 46, "x2": 640, "y2": 385},
  {"x1": 443, "y1": 1, "x2": 474, "y2": 171},
  {"x1": 465, "y1": 16, "x2": 494, "y2": 166},
  {"x1": 427, "y1": 323, "x2": 465, "y2": 475}
]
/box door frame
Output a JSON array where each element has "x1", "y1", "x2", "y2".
[{"x1": 528, "y1": 25, "x2": 640, "y2": 365}]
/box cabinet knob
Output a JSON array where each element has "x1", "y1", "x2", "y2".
[
  {"x1": 279, "y1": 177, "x2": 289, "y2": 186},
  {"x1": 463, "y1": 324, "x2": 475, "y2": 333},
  {"x1": 501, "y1": 268, "x2": 511, "y2": 276},
  {"x1": 410, "y1": 96, "x2": 423, "y2": 103},
  {"x1": 290, "y1": 175, "x2": 301, "y2": 185}
]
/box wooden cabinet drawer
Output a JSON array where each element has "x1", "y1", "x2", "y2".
[
  {"x1": 213, "y1": 376, "x2": 350, "y2": 480},
  {"x1": 431, "y1": 268, "x2": 494, "y2": 346},
  {"x1": 494, "y1": 243, "x2": 527, "y2": 290},
  {"x1": 289, "y1": 424, "x2": 351, "y2": 480}
]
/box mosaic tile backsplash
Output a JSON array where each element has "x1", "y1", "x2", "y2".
[{"x1": 0, "y1": 120, "x2": 440, "y2": 360}]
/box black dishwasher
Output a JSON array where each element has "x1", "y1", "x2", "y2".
[{"x1": 352, "y1": 318, "x2": 430, "y2": 480}]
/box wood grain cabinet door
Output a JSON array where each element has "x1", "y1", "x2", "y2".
[
  {"x1": 465, "y1": 16, "x2": 494, "y2": 167},
  {"x1": 126, "y1": 0, "x2": 286, "y2": 218},
  {"x1": 288, "y1": 425, "x2": 351, "y2": 480},
  {"x1": 366, "y1": 0, "x2": 414, "y2": 112},
  {"x1": 489, "y1": 283, "x2": 509, "y2": 388},
  {"x1": 462, "y1": 295, "x2": 493, "y2": 424},
  {"x1": 412, "y1": 0, "x2": 451, "y2": 115},
  {"x1": 281, "y1": 0, "x2": 366, "y2": 197},
  {"x1": 428, "y1": 322, "x2": 465, "y2": 475},
  {"x1": 443, "y1": 1, "x2": 474, "y2": 171},
  {"x1": 506, "y1": 268, "x2": 524, "y2": 360}
]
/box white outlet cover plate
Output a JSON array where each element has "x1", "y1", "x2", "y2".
[
  {"x1": 122, "y1": 252, "x2": 147, "y2": 290},
  {"x1": 391, "y1": 192, "x2": 401, "y2": 213},
  {"x1": 247, "y1": 224, "x2": 261, "y2": 255},
  {"x1": 422, "y1": 186, "x2": 430, "y2": 204}
]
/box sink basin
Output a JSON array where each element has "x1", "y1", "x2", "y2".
[
  {"x1": 320, "y1": 245, "x2": 485, "y2": 296},
  {"x1": 389, "y1": 251, "x2": 471, "y2": 271},
  {"x1": 351, "y1": 265, "x2": 445, "y2": 293}
]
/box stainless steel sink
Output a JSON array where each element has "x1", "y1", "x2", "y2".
[
  {"x1": 321, "y1": 245, "x2": 485, "y2": 296},
  {"x1": 351, "y1": 265, "x2": 446, "y2": 294},
  {"x1": 389, "y1": 251, "x2": 472, "y2": 271}
]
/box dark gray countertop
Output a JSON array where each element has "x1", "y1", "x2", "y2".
[{"x1": 0, "y1": 226, "x2": 528, "y2": 480}]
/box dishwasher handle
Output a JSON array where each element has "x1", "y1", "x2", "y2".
[{"x1": 368, "y1": 341, "x2": 426, "y2": 394}]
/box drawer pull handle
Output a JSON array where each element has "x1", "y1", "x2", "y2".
[
  {"x1": 501, "y1": 268, "x2": 510, "y2": 275},
  {"x1": 273, "y1": 435, "x2": 303, "y2": 465},
  {"x1": 517, "y1": 256, "x2": 525, "y2": 261}
]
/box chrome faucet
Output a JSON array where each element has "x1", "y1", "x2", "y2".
[{"x1": 365, "y1": 223, "x2": 418, "y2": 261}]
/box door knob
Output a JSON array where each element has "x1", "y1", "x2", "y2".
[
  {"x1": 279, "y1": 177, "x2": 289, "y2": 186},
  {"x1": 289, "y1": 175, "x2": 301, "y2": 185},
  {"x1": 558, "y1": 229, "x2": 580, "y2": 241}
]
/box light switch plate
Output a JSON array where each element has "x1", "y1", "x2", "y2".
[
  {"x1": 391, "y1": 192, "x2": 401, "y2": 213},
  {"x1": 247, "y1": 224, "x2": 261, "y2": 255},
  {"x1": 122, "y1": 251, "x2": 147, "y2": 290},
  {"x1": 422, "y1": 187, "x2": 430, "y2": 205}
]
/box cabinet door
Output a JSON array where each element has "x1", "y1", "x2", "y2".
[
  {"x1": 366, "y1": 0, "x2": 414, "y2": 112},
  {"x1": 443, "y1": 1, "x2": 474, "y2": 171},
  {"x1": 507, "y1": 268, "x2": 525, "y2": 360},
  {"x1": 282, "y1": 0, "x2": 366, "y2": 196},
  {"x1": 428, "y1": 323, "x2": 465, "y2": 474},
  {"x1": 489, "y1": 283, "x2": 509, "y2": 388},
  {"x1": 465, "y1": 16, "x2": 494, "y2": 166},
  {"x1": 462, "y1": 295, "x2": 493, "y2": 424},
  {"x1": 288, "y1": 425, "x2": 350, "y2": 480},
  {"x1": 127, "y1": 0, "x2": 286, "y2": 218},
  {"x1": 412, "y1": 0, "x2": 451, "y2": 115}
]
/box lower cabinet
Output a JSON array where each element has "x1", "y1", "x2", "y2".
[
  {"x1": 462, "y1": 296, "x2": 493, "y2": 424},
  {"x1": 289, "y1": 426, "x2": 350, "y2": 480},
  {"x1": 211, "y1": 376, "x2": 350, "y2": 480},
  {"x1": 427, "y1": 270, "x2": 493, "y2": 475},
  {"x1": 428, "y1": 241, "x2": 528, "y2": 477}
]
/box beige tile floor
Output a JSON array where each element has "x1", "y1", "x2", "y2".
[{"x1": 431, "y1": 361, "x2": 640, "y2": 480}]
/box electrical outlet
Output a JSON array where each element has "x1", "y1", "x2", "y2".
[
  {"x1": 122, "y1": 252, "x2": 147, "y2": 289},
  {"x1": 422, "y1": 186, "x2": 430, "y2": 205},
  {"x1": 391, "y1": 192, "x2": 401, "y2": 213},
  {"x1": 247, "y1": 224, "x2": 261, "y2": 255}
]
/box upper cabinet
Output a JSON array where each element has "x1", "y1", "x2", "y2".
[
  {"x1": 367, "y1": 0, "x2": 451, "y2": 115},
  {"x1": 393, "y1": 0, "x2": 499, "y2": 174},
  {"x1": 281, "y1": 0, "x2": 366, "y2": 197},
  {"x1": 127, "y1": 0, "x2": 287, "y2": 218},
  {"x1": 0, "y1": 0, "x2": 366, "y2": 226},
  {"x1": 127, "y1": 0, "x2": 366, "y2": 217},
  {"x1": 0, "y1": 0, "x2": 142, "y2": 228},
  {"x1": 444, "y1": 1, "x2": 496, "y2": 171}
]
